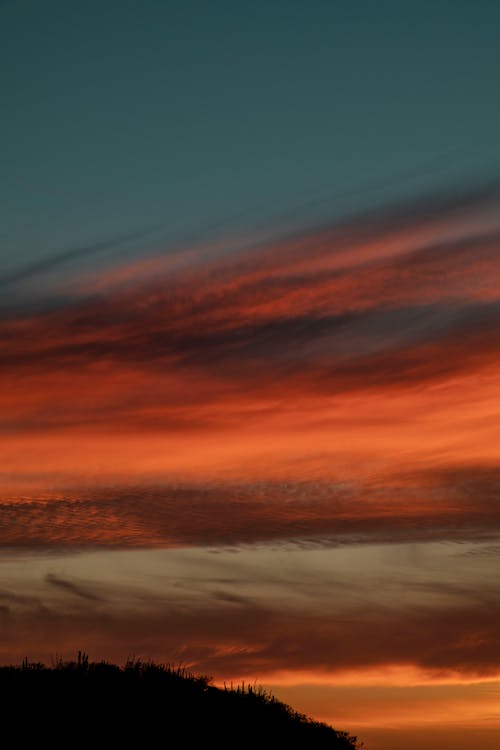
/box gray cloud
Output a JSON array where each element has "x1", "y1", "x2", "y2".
[
  {"x1": 0, "y1": 227, "x2": 154, "y2": 290},
  {"x1": 211, "y1": 589, "x2": 254, "y2": 606},
  {"x1": 45, "y1": 573, "x2": 104, "y2": 602},
  {"x1": 0, "y1": 581, "x2": 499, "y2": 679}
]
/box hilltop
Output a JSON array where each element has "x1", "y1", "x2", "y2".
[{"x1": 2, "y1": 654, "x2": 359, "y2": 747}]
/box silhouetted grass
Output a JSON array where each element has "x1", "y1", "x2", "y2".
[{"x1": 1, "y1": 652, "x2": 360, "y2": 747}]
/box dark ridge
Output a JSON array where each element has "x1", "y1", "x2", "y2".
[{"x1": 3, "y1": 653, "x2": 360, "y2": 747}]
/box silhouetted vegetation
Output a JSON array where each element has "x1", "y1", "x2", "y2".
[{"x1": 1, "y1": 652, "x2": 360, "y2": 747}]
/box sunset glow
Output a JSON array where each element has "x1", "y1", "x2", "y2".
[{"x1": 2, "y1": 2, "x2": 500, "y2": 747}]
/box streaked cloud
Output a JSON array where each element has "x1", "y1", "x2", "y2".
[
  {"x1": 1, "y1": 182, "x2": 500, "y2": 557},
  {"x1": 0, "y1": 470, "x2": 500, "y2": 549},
  {"x1": 45, "y1": 573, "x2": 104, "y2": 602},
  {"x1": 0, "y1": 541, "x2": 499, "y2": 680}
]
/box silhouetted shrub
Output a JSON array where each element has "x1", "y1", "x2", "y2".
[{"x1": 3, "y1": 656, "x2": 360, "y2": 747}]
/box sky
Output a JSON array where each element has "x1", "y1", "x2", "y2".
[{"x1": 1, "y1": 2, "x2": 500, "y2": 748}]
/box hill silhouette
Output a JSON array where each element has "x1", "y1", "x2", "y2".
[{"x1": 2, "y1": 653, "x2": 360, "y2": 747}]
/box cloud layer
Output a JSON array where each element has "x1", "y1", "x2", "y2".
[
  {"x1": 1, "y1": 469, "x2": 500, "y2": 548},
  {"x1": 0, "y1": 540, "x2": 499, "y2": 681},
  {"x1": 1, "y1": 183, "x2": 500, "y2": 551}
]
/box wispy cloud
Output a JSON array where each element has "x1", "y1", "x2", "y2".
[
  {"x1": 1, "y1": 181, "x2": 500, "y2": 549},
  {"x1": 1, "y1": 540, "x2": 499, "y2": 681},
  {"x1": 45, "y1": 573, "x2": 104, "y2": 602},
  {"x1": 0, "y1": 228, "x2": 154, "y2": 290}
]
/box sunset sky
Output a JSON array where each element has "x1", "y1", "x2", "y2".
[{"x1": 2, "y1": 2, "x2": 500, "y2": 748}]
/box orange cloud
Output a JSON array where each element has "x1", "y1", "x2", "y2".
[{"x1": 0, "y1": 184, "x2": 500, "y2": 546}]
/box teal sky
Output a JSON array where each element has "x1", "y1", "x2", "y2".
[{"x1": 1, "y1": 0, "x2": 500, "y2": 272}]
